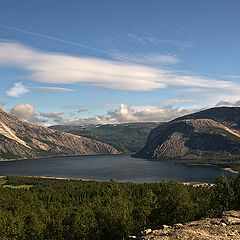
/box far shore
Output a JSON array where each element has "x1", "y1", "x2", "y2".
[
  {"x1": 0, "y1": 175, "x2": 216, "y2": 186},
  {"x1": 177, "y1": 162, "x2": 239, "y2": 174},
  {"x1": 0, "y1": 152, "x2": 124, "y2": 162}
]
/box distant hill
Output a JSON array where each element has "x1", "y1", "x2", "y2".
[
  {"x1": 49, "y1": 122, "x2": 161, "y2": 153},
  {"x1": 134, "y1": 107, "x2": 240, "y2": 169},
  {"x1": 176, "y1": 107, "x2": 240, "y2": 130},
  {"x1": 0, "y1": 109, "x2": 118, "y2": 160}
]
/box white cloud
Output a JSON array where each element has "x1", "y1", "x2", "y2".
[
  {"x1": 10, "y1": 104, "x2": 40, "y2": 123},
  {"x1": 0, "y1": 41, "x2": 239, "y2": 93},
  {"x1": 6, "y1": 82, "x2": 29, "y2": 98}
]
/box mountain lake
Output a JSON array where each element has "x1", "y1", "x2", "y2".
[{"x1": 0, "y1": 154, "x2": 237, "y2": 183}]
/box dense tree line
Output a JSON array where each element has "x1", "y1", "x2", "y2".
[
  {"x1": 178, "y1": 155, "x2": 240, "y2": 172},
  {"x1": 0, "y1": 175, "x2": 239, "y2": 240}
]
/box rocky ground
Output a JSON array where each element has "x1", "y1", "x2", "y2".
[{"x1": 128, "y1": 211, "x2": 240, "y2": 240}]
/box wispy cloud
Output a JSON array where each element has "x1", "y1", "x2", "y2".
[
  {"x1": 30, "y1": 87, "x2": 74, "y2": 92},
  {"x1": 127, "y1": 33, "x2": 192, "y2": 49},
  {"x1": 157, "y1": 97, "x2": 195, "y2": 107},
  {"x1": 78, "y1": 108, "x2": 88, "y2": 113},
  {"x1": 224, "y1": 74, "x2": 240, "y2": 80},
  {"x1": 1, "y1": 41, "x2": 239, "y2": 94},
  {"x1": 40, "y1": 111, "x2": 63, "y2": 119},
  {"x1": 174, "y1": 87, "x2": 240, "y2": 107},
  {"x1": 111, "y1": 51, "x2": 179, "y2": 65},
  {"x1": 60, "y1": 104, "x2": 83, "y2": 109},
  {"x1": 103, "y1": 32, "x2": 192, "y2": 50},
  {"x1": 6, "y1": 82, "x2": 74, "y2": 98},
  {"x1": 0, "y1": 24, "x2": 112, "y2": 55}
]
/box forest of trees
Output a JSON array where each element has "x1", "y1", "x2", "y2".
[
  {"x1": 0, "y1": 175, "x2": 239, "y2": 240},
  {"x1": 178, "y1": 155, "x2": 240, "y2": 172}
]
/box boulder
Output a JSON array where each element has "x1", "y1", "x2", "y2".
[
  {"x1": 140, "y1": 229, "x2": 152, "y2": 235},
  {"x1": 173, "y1": 223, "x2": 183, "y2": 229}
]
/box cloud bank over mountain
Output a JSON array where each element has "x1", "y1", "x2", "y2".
[{"x1": 8, "y1": 102, "x2": 198, "y2": 126}]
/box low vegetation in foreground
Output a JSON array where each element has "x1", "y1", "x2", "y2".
[{"x1": 0, "y1": 175, "x2": 240, "y2": 240}]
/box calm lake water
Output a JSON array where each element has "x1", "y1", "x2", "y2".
[{"x1": 0, "y1": 154, "x2": 237, "y2": 183}]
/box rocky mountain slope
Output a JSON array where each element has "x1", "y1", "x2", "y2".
[
  {"x1": 135, "y1": 107, "x2": 240, "y2": 160},
  {"x1": 176, "y1": 107, "x2": 240, "y2": 130},
  {"x1": 49, "y1": 122, "x2": 161, "y2": 153},
  {"x1": 0, "y1": 108, "x2": 118, "y2": 160},
  {"x1": 128, "y1": 210, "x2": 240, "y2": 240}
]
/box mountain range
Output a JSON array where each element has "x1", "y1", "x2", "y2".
[
  {"x1": 49, "y1": 122, "x2": 161, "y2": 153},
  {"x1": 1, "y1": 106, "x2": 240, "y2": 170}
]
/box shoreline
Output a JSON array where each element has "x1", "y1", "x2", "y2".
[
  {"x1": 221, "y1": 167, "x2": 239, "y2": 174},
  {"x1": 177, "y1": 162, "x2": 239, "y2": 174},
  {"x1": 0, "y1": 175, "x2": 216, "y2": 186},
  {"x1": 0, "y1": 152, "x2": 125, "y2": 162},
  {"x1": 0, "y1": 175, "x2": 102, "y2": 182}
]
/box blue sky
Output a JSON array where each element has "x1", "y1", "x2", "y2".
[{"x1": 0, "y1": 0, "x2": 240, "y2": 125}]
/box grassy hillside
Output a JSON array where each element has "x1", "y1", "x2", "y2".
[{"x1": 50, "y1": 122, "x2": 161, "y2": 153}]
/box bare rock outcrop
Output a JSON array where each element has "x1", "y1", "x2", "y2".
[{"x1": 128, "y1": 211, "x2": 240, "y2": 240}]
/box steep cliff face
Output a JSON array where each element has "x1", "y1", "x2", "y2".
[
  {"x1": 0, "y1": 109, "x2": 118, "y2": 160},
  {"x1": 135, "y1": 107, "x2": 240, "y2": 160}
]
